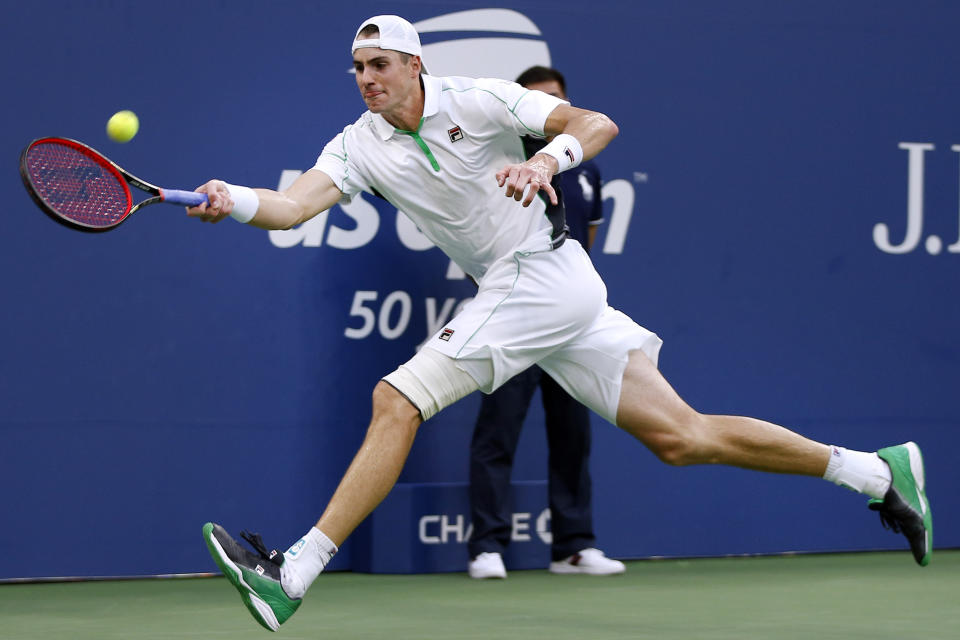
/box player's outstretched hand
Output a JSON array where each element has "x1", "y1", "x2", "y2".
[
  {"x1": 496, "y1": 154, "x2": 559, "y2": 207},
  {"x1": 186, "y1": 180, "x2": 233, "y2": 223}
]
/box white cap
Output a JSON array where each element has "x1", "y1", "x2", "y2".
[{"x1": 352, "y1": 15, "x2": 422, "y2": 56}]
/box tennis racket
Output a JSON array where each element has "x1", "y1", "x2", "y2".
[{"x1": 19, "y1": 136, "x2": 208, "y2": 232}]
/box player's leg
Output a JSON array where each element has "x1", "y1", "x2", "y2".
[
  {"x1": 314, "y1": 380, "x2": 423, "y2": 545},
  {"x1": 203, "y1": 347, "x2": 480, "y2": 630},
  {"x1": 614, "y1": 349, "x2": 931, "y2": 565},
  {"x1": 541, "y1": 306, "x2": 931, "y2": 567},
  {"x1": 468, "y1": 367, "x2": 539, "y2": 578},
  {"x1": 303, "y1": 348, "x2": 477, "y2": 563},
  {"x1": 203, "y1": 381, "x2": 422, "y2": 630},
  {"x1": 615, "y1": 349, "x2": 831, "y2": 473}
]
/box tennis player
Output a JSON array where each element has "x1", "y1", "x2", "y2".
[{"x1": 193, "y1": 15, "x2": 933, "y2": 632}]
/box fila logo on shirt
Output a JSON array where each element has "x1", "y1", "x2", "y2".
[
  {"x1": 447, "y1": 126, "x2": 463, "y2": 142},
  {"x1": 439, "y1": 328, "x2": 455, "y2": 341}
]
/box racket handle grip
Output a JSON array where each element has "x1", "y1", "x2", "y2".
[{"x1": 161, "y1": 189, "x2": 209, "y2": 207}]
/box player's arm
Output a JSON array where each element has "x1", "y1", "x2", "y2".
[
  {"x1": 186, "y1": 169, "x2": 343, "y2": 230},
  {"x1": 497, "y1": 105, "x2": 618, "y2": 207},
  {"x1": 542, "y1": 104, "x2": 619, "y2": 162}
]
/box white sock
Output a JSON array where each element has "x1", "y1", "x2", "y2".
[
  {"x1": 280, "y1": 527, "x2": 338, "y2": 599},
  {"x1": 822, "y1": 446, "x2": 892, "y2": 499}
]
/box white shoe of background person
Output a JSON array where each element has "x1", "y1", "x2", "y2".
[
  {"x1": 468, "y1": 551, "x2": 508, "y2": 579},
  {"x1": 548, "y1": 548, "x2": 626, "y2": 575}
]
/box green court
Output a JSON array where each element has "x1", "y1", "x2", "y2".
[{"x1": 2, "y1": 551, "x2": 957, "y2": 640}]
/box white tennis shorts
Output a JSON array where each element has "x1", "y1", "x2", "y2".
[{"x1": 414, "y1": 239, "x2": 662, "y2": 424}]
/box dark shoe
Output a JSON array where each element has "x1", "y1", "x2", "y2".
[
  {"x1": 868, "y1": 442, "x2": 932, "y2": 566},
  {"x1": 202, "y1": 522, "x2": 301, "y2": 631}
]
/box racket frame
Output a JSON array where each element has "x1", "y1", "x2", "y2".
[{"x1": 19, "y1": 136, "x2": 188, "y2": 233}]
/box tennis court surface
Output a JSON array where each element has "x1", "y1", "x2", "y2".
[{"x1": 2, "y1": 551, "x2": 957, "y2": 639}]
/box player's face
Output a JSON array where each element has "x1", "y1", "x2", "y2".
[
  {"x1": 523, "y1": 79, "x2": 567, "y2": 100},
  {"x1": 352, "y1": 48, "x2": 420, "y2": 114}
]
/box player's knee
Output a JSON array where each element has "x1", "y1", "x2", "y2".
[
  {"x1": 371, "y1": 381, "x2": 422, "y2": 427},
  {"x1": 648, "y1": 434, "x2": 697, "y2": 466},
  {"x1": 645, "y1": 414, "x2": 712, "y2": 466}
]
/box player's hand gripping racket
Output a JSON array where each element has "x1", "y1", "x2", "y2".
[{"x1": 19, "y1": 136, "x2": 208, "y2": 232}]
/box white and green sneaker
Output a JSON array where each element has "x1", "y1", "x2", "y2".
[
  {"x1": 202, "y1": 522, "x2": 302, "y2": 631},
  {"x1": 868, "y1": 442, "x2": 933, "y2": 566}
]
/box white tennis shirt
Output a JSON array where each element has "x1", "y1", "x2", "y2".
[{"x1": 313, "y1": 74, "x2": 567, "y2": 280}]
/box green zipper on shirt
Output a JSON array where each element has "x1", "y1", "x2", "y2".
[{"x1": 396, "y1": 117, "x2": 440, "y2": 172}]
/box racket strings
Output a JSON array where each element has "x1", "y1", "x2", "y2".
[{"x1": 25, "y1": 142, "x2": 131, "y2": 227}]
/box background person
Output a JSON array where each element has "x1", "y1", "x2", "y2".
[{"x1": 468, "y1": 65, "x2": 623, "y2": 580}]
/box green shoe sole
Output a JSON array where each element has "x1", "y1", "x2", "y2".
[{"x1": 202, "y1": 522, "x2": 299, "y2": 632}]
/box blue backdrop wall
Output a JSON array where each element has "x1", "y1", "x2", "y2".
[{"x1": 1, "y1": 0, "x2": 957, "y2": 579}]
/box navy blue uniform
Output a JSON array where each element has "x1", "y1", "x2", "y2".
[{"x1": 468, "y1": 140, "x2": 604, "y2": 562}]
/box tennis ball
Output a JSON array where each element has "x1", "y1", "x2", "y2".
[{"x1": 106, "y1": 110, "x2": 139, "y2": 143}]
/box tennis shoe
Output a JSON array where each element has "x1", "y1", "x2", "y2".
[
  {"x1": 549, "y1": 548, "x2": 626, "y2": 575},
  {"x1": 202, "y1": 522, "x2": 301, "y2": 631},
  {"x1": 867, "y1": 442, "x2": 933, "y2": 566},
  {"x1": 468, "y1": 552, "x2": 507, "y2": 579}
]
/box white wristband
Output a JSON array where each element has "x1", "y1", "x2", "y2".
[
  {"x1": 224, "y1": 183, "x2": 259, "y2": 224},
  {"x1": 538, "y1": 133, "x2": 583, "y2": 173}
]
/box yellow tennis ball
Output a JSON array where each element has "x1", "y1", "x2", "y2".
[{"x1": 106, "y1": 110, "x2": 139, "y2": 143}]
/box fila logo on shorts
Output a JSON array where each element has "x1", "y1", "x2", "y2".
[
  {"x1": 447, "y1": 126, "x2": 463, "y2": 142},
  {"x1": 439, "y1": 328, "x2": 455, "y2": 341}
]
